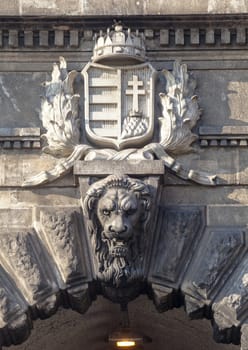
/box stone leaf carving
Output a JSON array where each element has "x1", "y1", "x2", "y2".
[
  {"x1": 183, "y1": 229, "x2": 247, "y2": 303},
  {"x1": 22, "y1": 57, "x2": 92, "y2": 186},
  {"x1": 0, "y1": 267, "x2": 27, "y2": 329},
  {"x1": 82, "y1": 174, "x2": 151, "y2": 289},
  {"x1": 40, "y1": 210, "x2": 89, "y2": 287},
  {"x1": 40, "y1": 56, "x2": 80, "y2": 157},
  {"x1": 159, "y1": 60, "x2": 200, "y2": 154},
  {"x1": 149, "y1": 206, "x2": 204, "y2": 288},
  {"x1": 212, "y1": 258, "x2": 248, "y2": 329},
  {"x1": 0, "y1": 224, "x2": 93, "y2": 347},
  {"x1": 0, "y1": 230, "x2": 56, "y2": 305}
]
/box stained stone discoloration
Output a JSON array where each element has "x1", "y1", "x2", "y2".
[
  {"x1": 1, "y1": 0, "x2": 248, "y2": 16},
  {"x1": 1, "y1": 7, "x2": 248, "y2": 350},
  {"x1": 0, "y1": 73, "x2": 44, "y2": 128}
]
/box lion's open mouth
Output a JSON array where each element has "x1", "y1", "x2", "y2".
[{"x1": 110, "y1": 240, "x2": 128, "y2": 257}]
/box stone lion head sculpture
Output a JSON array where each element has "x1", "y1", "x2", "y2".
[{"x1": 83, "y1": 175, "x2": 151, "y2": 288}]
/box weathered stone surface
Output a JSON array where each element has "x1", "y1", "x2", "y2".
[
  {"x1": 176, "y1": 148, "x2": 240, "y2": 185},
  {"x1": 0, "y1": 188, "x2": 80, "y2": 209},
  {"x1": 207, "y1": 205, "x2": 248, "y2": 226},
  {"x1": 212, "y1": 258, "x2": 248, "y2": 329},
  {"x1": 0, "y1": 0, "x2": 248, "y2": 16},
  {"x1": 74, "y1": 160, "x2": 164, "y2": 176},
  {"x1": 0, "y1": 154, "x2": 76, "y2": 187},
  {"x1": 0, "y1": 208, "x2": 33, "y2": 228},
  {"x1": 149, "y1": 206, "x2": 205, "y2": 288},
  {"x1": 39, "y1": 208, "x2": 91, "y2": 288},
  {"x1": 194, "y1": 70, "x2": 248, "y2": 127},
  {"x1": 162, "y1": 186, "x2": 248, "y2": 206},
  {"x1": 0, "y1": 230, "x2": 57, "y2": 305},
  {"x1": 0, "y1": 213, "x2": 93, "y2": 346},
  {"x1": 182, "y1": 229, "x2": 248, "y2": 303},
  {"x1": 0, "y1": 73, "x2": 45, "y2": 128},
  {"x1": 0, "y1": 267, "x2": 27, "y2": 329},
  {"x1": 0, "y1": 0, "x2": 19, "y2": 15},
  {"x1": 1, "y1": 9, "x2": 248, "y2": 350}
]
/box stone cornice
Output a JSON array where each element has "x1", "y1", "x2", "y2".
[{"x1": 0, "y1": 15, "x2": 248, "y2": 51}]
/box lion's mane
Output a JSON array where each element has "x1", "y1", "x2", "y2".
[{"x1": 82, "y1": 175, "x2": 151, "y2": 287}]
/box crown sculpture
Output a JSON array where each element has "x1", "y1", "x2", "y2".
[
  {"x1": 93, "y1": 23, "x2": 146, "y2": 63},
  {"x1": 22, "y1": 23, "x2": 216, "y2": 187}
]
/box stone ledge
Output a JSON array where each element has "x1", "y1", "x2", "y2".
[
  {"x1": 0, "y1": 128, "x2": 41, "y2": 149},
  {"x1": 199, "y1": 126, "x2": 248, "y2": 148},
  {"x1": 74, "y1": 160, "x2": 165, "y2": 176},
  {"x1": 0, "y1": 25, "x2": 248, "y2": 51}
]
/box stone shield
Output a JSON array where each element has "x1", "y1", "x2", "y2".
[{"x1": 82, "y1": 62, "x2": 156, "y2": 150}]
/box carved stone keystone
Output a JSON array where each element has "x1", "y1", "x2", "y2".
[{"x1": 75, "y1": 160, "x2": 164, "y2": 303}]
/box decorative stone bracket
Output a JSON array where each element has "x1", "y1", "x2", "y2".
[{"x1": 75, "y1": 160, "x2": 164, "y2": 303}]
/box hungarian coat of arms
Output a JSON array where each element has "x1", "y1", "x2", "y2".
[{"x1": 23, "y1": 23, "x2": 216, "y2": 187}]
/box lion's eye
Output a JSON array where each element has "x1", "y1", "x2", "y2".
[
  {"x1": 102, "y1": 209, "x2": 111, "y2": 216},
  {"x1": 125, "y1": 208, "x2": 136, "y2": 216}
]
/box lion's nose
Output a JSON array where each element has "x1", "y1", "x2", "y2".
[
  {"x1": 109, "y1": 217, "x2": 127, "y2": 235},
  {"x1": 109, "y1": 225, "x2": 128, "y2": 235}
]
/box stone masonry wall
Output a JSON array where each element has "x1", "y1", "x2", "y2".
[{"x1": 1, "y1": 2, "x2": 248, "y2": 350}]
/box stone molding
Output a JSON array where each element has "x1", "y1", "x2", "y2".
[
  {"x1": 0, "y1": 27, "x2": 245, "y2": 50},
  {"x1": 199, "y1": 127, "x2": 248, "y2": 148},
  {"x1": 0, "y1": 17, "x2": 248, "y2": 51},
  {"x1": 0, "y1": 128, "x2": 41, "y2": 149}
]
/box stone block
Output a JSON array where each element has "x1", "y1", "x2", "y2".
[
  {"x1": 74, "y1": 160, "x2": 164, "y2": 176},
  {"x1": 175, "y1": 29, "x2": 184, "y2": 45},
  {"x1": 54, "y1": 30, "x2": 64, "y2": 47},
  {"x1": 0, "y1": 0, "x2": 19, "y2": 15},
  {"x1": 0, "y1": 154, "x2": 76, "y2": 187},
  {"x1": 69, "y1": 30, "x2": 79, "y2": 47},
  {"x1": 221, "y1": 28, "x2": 231, "y2": 44},
  {"x1": 236, "y1": 27, "x2": 246, "y2": 45},
  {"x1": 190, "y1": 28, "x2": 200, "y2": 45},
  {"x1": 194, "y1": 70, "x2": 248, "y2": 127},
  {"x1": 0, "y1": 0, "x2": 248, "y2": 16},
  {"x1": 162, "y1": 186, "x2": 243, "y2": 206},
  {"x1": 8, "y1": 31, "x2": 18, "y2": 48},
  {"x1": 0, "y1": 208, "x2": 32, "y2": 228},
  {"x1": 22, "y1": 0, "x2": 86, "y2": 16},
  {"x1": 237, "y1": 149, "x2": 248, "y2": 185},
  {"x1": 0, "y1": 73, "x2": 45, "y2": 128},
  {"x1": 205, "y1": 28, "x2": 215, "y2": 44},
  {"x1": 160, "y1": 29, "x2": 169, "y2": 46},
  {"x1": 24, "y1": 31, "x2": 33, "y2": 48},
  {"x1": 207, "y1": 205, "x2": 248, "y2": 226},
  {"x1": 39, "y1": 31, "x2": 49, "y2": 47}
]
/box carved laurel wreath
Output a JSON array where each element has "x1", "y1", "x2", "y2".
[{"x1": 22, "y1": 57, "x2": 216, "y2": 187}]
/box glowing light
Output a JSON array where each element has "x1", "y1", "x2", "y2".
[{"x1": 116, "y1": 340, "x2": 136, "y2": 347}]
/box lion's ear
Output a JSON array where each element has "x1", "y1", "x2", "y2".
[
  {"x1": 140, "y1": 198, "x2": 151, "y2": 222},
  {"x1": 82, "y1": 195, "x2": 96, "y2": 219}
]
